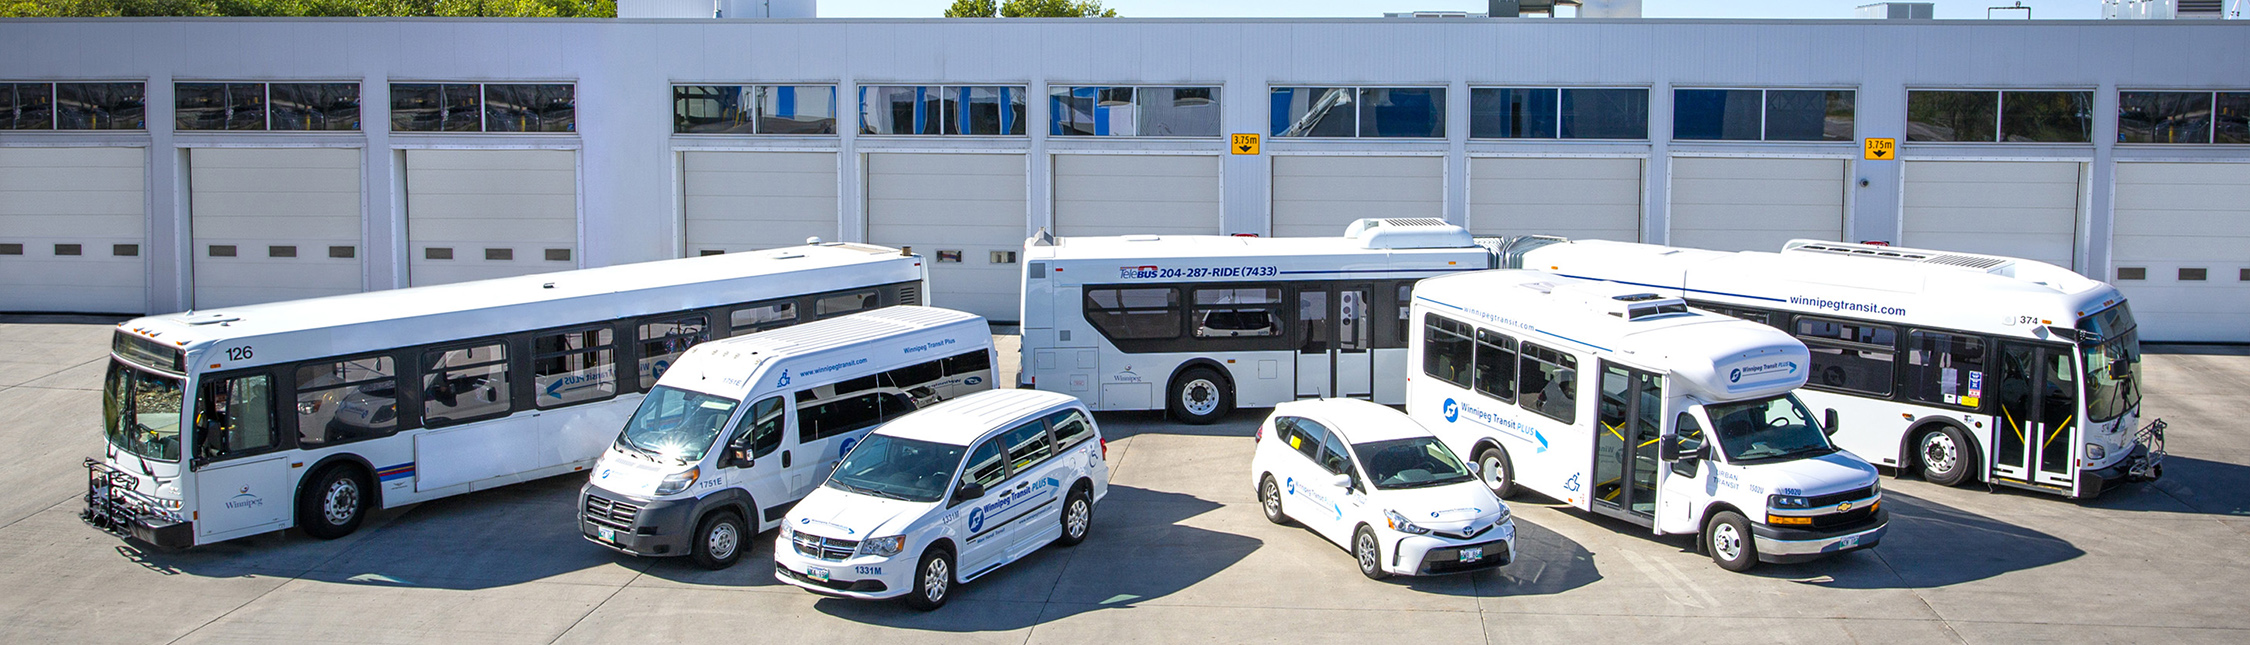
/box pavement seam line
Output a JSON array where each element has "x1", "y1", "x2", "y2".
[
  {"x1": 0, "y1": 354, "x2": 107, "y2": 396},
  {"x1": 547, "y1": 558, "x2": 652, "y2": 644},
  {"x1": 1861, "y1": 547, "x2": 1968, "y2": 645}
]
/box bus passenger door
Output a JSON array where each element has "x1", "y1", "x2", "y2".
[
  {"x1": 1295, "y1": 285, "x2": 1374, "y2": 399},
  {"x1": 190, "y1": 371, "x2": 292, "y2": 540},
  {"x1": 1994, "y1": 341, "x2": 2078, "y2": 488},
  {"x1": 1591, "y1": 362, "x2": 1662, "y2": 524}
]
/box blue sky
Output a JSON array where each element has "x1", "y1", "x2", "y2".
[{"x1": 818, "y1": 0, "x2": 2104, "y2": 19}]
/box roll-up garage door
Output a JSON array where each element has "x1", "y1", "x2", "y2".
[
  {"x1": 405, "y1": 149, "x2": 577, "y2": 287},
  {"x1": 864, "y1": 152, "x2": 1026, "y2": 321},
  {"x1": 1271, "y1": 156, "x2": 1442, "y2": 238},
  {"x1": 1468, "y1": 157, "x2": 1641, "y2": 242},
  {"x1": 683, "y1": 151, "x2": 838, "y2": 255},
  {"x1": 1669, "y1": 157, "x2": 1845, "y2": 253},
  {"x1": 0, "y1": 147, "x2": 145, "y2": 314},
  {"x1": 2112, "y1": 162, "x2": 2250, "y2": 342},
  {"x1": 190, "y1": 148, "x2": 363, "y2": 309},
  {"x1": 1053, "y1": 154, "x2": 1221, "y2": 237},
  {"x1": 1903, "y1": 161, "x2": 2079, "y2": 270}
]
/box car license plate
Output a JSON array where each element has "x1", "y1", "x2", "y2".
[
  {"x1": 1461, "y1": 547, "x2": 1483, "y2": 562},
  {"x1": 1838, "y1": 534, "x2": 1860, "y2": 549},
  {"x1": 808, "y1": 567, "x2": 830, "y2": 582},
  {"x1": 597, "y1": 526, "x2": 616, "y2": 542}
]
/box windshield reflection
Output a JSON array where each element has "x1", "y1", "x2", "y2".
[
  {"x1": 1355, "y1": 437, "x2": 1475, "y2": 490},
  {"x1": 2079, "y1": 304, "x2": 2143, "y2": 424},
  {"x1": 827, "y1": 434, "x2": 964, "y2": 503},
  {"x1": 104, "y1": 359, "x2": 184, "y2": 462},
  {"x1": 616, "y1": 386, "x2": 739, "y2": 464},
  {"x1": 1708, "y1": 394, "x2": 1834, "y2": 464}
]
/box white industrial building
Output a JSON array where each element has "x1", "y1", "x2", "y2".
[{"x1": 0, "y1": 16, "x2": 2245, "y2": 341}]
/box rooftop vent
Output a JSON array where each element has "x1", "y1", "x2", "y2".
[
  {"x1": 1784, "y1": 240, "x2": 2015, "y2": 272},
  {"x1": 1343, "y1": 218, "x2": 1475, "y2": 250}
]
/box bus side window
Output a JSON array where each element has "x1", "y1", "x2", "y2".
[
  {"x1": 942, "y1": 349, "x2": 992, "y2": 377},
  {"x1": 1903, "y1": 330, "x2": 1986, "y2": 408},
  {"x1": 1389, "y1": 283, "x2": 1413, "y2": 349},
  {"x1": 727, "y1": 396, "x2": 788, "y2": 460},
  {"x1": 533, "y1": 327, "x2": 617, "y2": 409},
  {"x1": 1421, "y1": 313, "x2": 1473, "y2": 388},
  {"x1": 1794, "y1": 316, "x2": 1898, "y2": 396},
  {"x1": 1518, "y1": 342, "x2": 1578, "y2": 424},
  {"x1": 423, "y1": 342, "x2": 511, "y2": 426},
  {"x1": 1474, "y1": 328, "x2": 1518, "y2": 403},
  {"x1": 1670, "y1": 412, "x2": 1703, "y2": 478},
  {"x1": 1085, "y1": 287, "x2": 1182, "y2": 340},
  {"x1": 196, "y1": 372, "x2": 279, "y2": 463},
  {"x1": 637, "y1": 314, "x2": 709, "y2": 389},
  {"x1": 294, "y1": 355, "x2": 398, "y2": 447},
  {"x1": 816, "y1": 290, "x2": 878, "y2": 318},
  {"x1": 730, "y1": 301, "x2": 798, "y2": 335}
]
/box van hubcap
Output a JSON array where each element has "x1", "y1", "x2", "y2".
[
  {"x1": 924, "y1": 557, "x2": 949, "y2": 601},
  {"x1": 323, "y1": 479, "x2": 360, "y2": 526},
  {"x1": 1922, "y1": 433, "x2": 1958, "y2": 476},
  {"x1": 1712, "y1": 523, "x2": 1744, "y2": 562},
  {"x1": 1066, "y1": 498, "x2": 1089, "y2": 538},
  {"x1": 707, "y1": 521, "x2": 738, "y2": 560},
  {"x1": 1180, "y1": 378, "x2": 1221, "y2": 416}
]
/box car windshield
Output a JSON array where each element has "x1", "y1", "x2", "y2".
[
  {"x1": 615, "y1": 386, "x2": 740, "y2": 464},
  {"x1": 1707, "y1": 394, "x2": 1834, "y2": 464},
  {"x1": 2078, "y1": 304, "x2": 2143, "y2": 424},
  {"x1": 826, "y1": 434, "x2": 965, "y2": 503},
  {"x1": 1355, "y1": 437, "x2": 1475, "y2": 490},
  {"x1": 103, "y1": 359, "x2": 185, "y2": 462}
]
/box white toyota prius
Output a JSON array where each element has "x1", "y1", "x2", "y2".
[{"x1": 1251, "y1": 398, "x2": 1516, "y2": 579}]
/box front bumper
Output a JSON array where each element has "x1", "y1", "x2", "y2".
[
  {"x1": 1751, "y1": 508, "x2": 1886, "y2": 564},
  {"x1": 2079, "y1": 419, "x2": 2166, "y2": 498},
  {"x1": 81, "y1": 459, "x2": 193, "y2": 549},
  {"x1": 1388, "y1": 519, "x2": 1517, "y2": 576},
  {"x1": 771, "y1": 534, "x2": 911, "y2": 600},
  {"x1": 578, "y1": 485, "x2": 699, "y2": 557}
]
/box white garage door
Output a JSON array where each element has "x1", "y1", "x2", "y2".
[
  {"x1": 1053, "y1": 154, "x2": 1221, "y2": 237},
  {"x1": 2113, "y1": 162, "x2": 2250, "y2": 342},
  {"x1": 1271, "y1": 156, "x2": 1442, "y2": 238},
  {"x1": 406, "y1": 149, "x2": 577, "y2": 287},
  {"x1": 0, "y1": 147, "x2": 145, "y2": 314},
  {"x1": 1903, "y1": 161, "x2": 2080, "y2": 269},
  {"x1": 190, "y1": 148, "x2": 363, "y2": 309},
  {"x1": 864, "y1": 153, "x2": 1026, "y2": 321},
  {"x1": 1468, "y1": 157, "x2": 1641, "y2": 242},
  {"x1": 1669, "y1": 157, "x2": 1845, "y2": 253},
  {"x1": 683, "y1": 151, "x2": 838, "y2": 255}
]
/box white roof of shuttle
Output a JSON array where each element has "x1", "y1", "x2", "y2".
[{"x1": 661, "y1": 306, "x2": 988, "y2": 398}]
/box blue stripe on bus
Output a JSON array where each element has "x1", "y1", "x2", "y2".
[
  {"x1": 1552, "y1": 273, "x2": 1788, "y2": 304},
  {"x1": 1415, "y1": 296, "x2": 1613, "y2": 353},
  {"x1": 1278, "y1": 268, "x2": 1463, "y2": 276},
  {"x1": 376, "y1": 462, "x2": 415, "y2": 481}
]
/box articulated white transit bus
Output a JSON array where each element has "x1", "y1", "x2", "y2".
[
  {"x1": 85, "y1": 242, "x2": 927, "y2": 548},
  {"x1": 1408, "y1": 270, "x2": 1887, "y2": 571},
  {"x1": 1502, "y1": 237, "x2": 2162, "y2": 499},
  {"x1": 1017, "y1": 219, "x2": 1498, "y2": 423}
]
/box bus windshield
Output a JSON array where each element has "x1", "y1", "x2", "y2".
[
  {"x1": 616, "y1": 386, "x2": 740, "y2": 464},
  {"x1": 1355, "y1": 437, "x2": 1476, "y2": 490},
  {"x1": 826, "y1": 434, "x2": 965, "y2": 503},
  {"x1": 103, "y1": 359, "x2": 185, "y2": 462},
  {"x1": 1707, "y1": 394, "x2": 1834, "y2": 464},
  {"x1": 2079, "y1": 304, "x2": 2143, "y2": 424}
]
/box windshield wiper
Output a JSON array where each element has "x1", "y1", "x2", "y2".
[
  {"x1": 834, "y1": 480, "x2": 909, "y2": 501},
  {"x1": 1388, "y1": 477, "x2": 1472, "y2": 490}
]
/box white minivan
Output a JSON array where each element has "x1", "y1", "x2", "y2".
[
  {"x1": 1251, "y1": 398, "x2": 1517, "y2": 579},
  {"x1": 774, "y1": 389, "x2": 1109, "y2": 610},
  {"x1": 579, "y1": 306, "x2": 995, "y2": 569}
]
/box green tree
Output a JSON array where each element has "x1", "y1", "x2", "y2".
[{"x1": 945, "y1": 0, "x2": 1116, "y2": 18}]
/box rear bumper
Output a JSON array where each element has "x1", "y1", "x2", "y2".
[{"x1": 1751, "y1": 509, "x2": 1886, "y2": 564}]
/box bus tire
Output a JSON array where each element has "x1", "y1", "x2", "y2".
[
  {"x1": 689, "y1": 510, "x2": 747, "y2": 570},
  {"x1": 1916, "y1": 424, "x2": 1977, "y2": 487},
  {"x1": 1056, "y1": 483, "x2": 1093, "y2": 547},
  {"x1": 904, "y1": 545, "x2": 955, "y2": 611},
  {"x1": 1259, "y1": 474, "x2": 1292, "y2": 526},
  {"x1": 1167, "y1": 366, "x2": 1232, "y2": 425},
  {"x1": 297, "y1": 464, "x2": 370, "y2": 540},
  {"x1": 1354, "y1": 524, "x2": 1390, "y2": 580},
  {"x1": 1476, "y1": 446, "x2": 1517, "y2": 499},
  {"x1": 1705, "y1": 510, "x2": 1758, "y2": 572}
]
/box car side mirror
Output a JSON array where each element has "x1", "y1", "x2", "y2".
[
  {"x1": 1466, "y1": 461, "x2": 1482, "y2": 476},
  {"x1": 953, "y1": 482, "x2": 986, "y2": 505},
  {"x1": 1328, "y1": 473, "x2": 1352, "y2": 490},
  {"x1": 1824, "y1": 409, "x2": 1841, "y2": 436}
]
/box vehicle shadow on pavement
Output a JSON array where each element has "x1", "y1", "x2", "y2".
[
  {"x1": 1092, "y1": 409, "x2": 1263, "y2": 440},
  {"x1": 1748, "y1": 489, "x2": 2082, "y2": 588},
  {"x1": 810, "y1": 484, "x2": 1258, "y2": 630},
  {"x1": 2091, "y1": 456, "x2": 2250, "y2": 517}
]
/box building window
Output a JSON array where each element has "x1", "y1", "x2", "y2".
[
  {"x1": 1469, "y1": 87, "x2": 1648, "y2": 140},
  {"x1": 1049, "y1": 86, "x2": 1221, "y2": 137},
  {"x1": 391, "y1": 82, "x2": 574, "y2": 133},
  {"x1": 1271, "y1": 86, "x2": 1446, "y2": 138},
  {"x1": 859, "y1": 85, "x2": 1027, "y2": 135},
  {"x1": 176, "y1": 82, "x2": 360, "y2": 132},
  {"x1": 2, "y1": 82, "x2": 144, "y2": 130},
  {"x1": 1907, "y1": 90, "x2": 2093, "y2": 143},
  {"x1": 672, "y1": 84, "x2": 838, "y2": 134},
  {"x1": 2120, "y1": 91, "x2": 2250, "y2": 144},
  {"x1": 1673, "y1": 88, "x2": 1854, "y2": 142}
]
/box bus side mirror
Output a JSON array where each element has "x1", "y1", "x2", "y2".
[
  {"x1": 953, "y1": 481, "x2": 986, "y2": 505},
  {"x1": 1660, "y1": 435, "x2": 1706, "y2": 462},
  {"x1": 1824, "y1": 409, "x2": 1841, "y2": 436}
]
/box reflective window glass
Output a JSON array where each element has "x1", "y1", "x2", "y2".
[
  {"x1": 1766, "y1": 89, "x2": 1853, "y2": 141},
  {"x1": 225, "y1": 83, "x2": 267, "y2": 130},
  {"x1": 391, "y1": 83, "x2": 482, "y2": 132},
  {"x1": 963, "y1": 436, "x2": 1009, "y2": 489},
  {"x1": 2118, "y1": 91, "x2": 2212, "y2": 144},
  {"x1": 948, "y1": 86, "x2": 1022, "y2": 135},
  {"x1": 196, "y1": 373, "x2": 278, "y2": 461},
  {"x1": 422, "y1": 342, "x2": 510, "y2": 425},
  {"x1": 1358, "y1": 88, "x2": 1445, "y2": 138},
  {"x1": 1902, "y1": 331, "x2": 1986, "y2": 408},
  {"x1": 533, "y1": 327, "x2": 616, "y2": 408},
  {"x1": 1421, "y1": 314, "x2": 1474, "y2": 388},
  {"x1": 2001, "y1": 91, "x2": 2091, "y2": 143},
  {"x1": 758, "y1": 85, "x2": 837, "y2": 134},
  {"x1": 1794, "y1": 317, "x2": 1897, "y2": 395},
  {"x1": 1193, "y1": 287, "x2": 1283, "y2": 339},
  {"x1": 675, "y1": 85, "x2": 752, "y2": 133},
  {"x1": 296, "y1": 355, "x2": 398, "y2": 446},
  {"x1": 731, "y1": 301, "x2": 798, "y2": 333},
  {"x1": 1907, "y1": 90, "x2": 1998, "y2": 142},
  {"x1": 1560, "y1": 88, "x2": 1648, "y2": 139},
  {"x1": 2219, "y1": 92, "x2": 2250, "y2": 144},
  {"x1": 860, "y1": 85, "x2": 940, "y2": 135},
  {"x1": 637, "y1": 314, "x2": 708, "y2": 388},
  {"x1": 55, "y1": 82, "x2": 145, "y2": 130},
  {"x1": 174, "y1": 83, "x2": 230, "y2": 131},
  {"x1": 1517, "y1": 342, "x2": 1578, "y2": 424},
  {"x1": 4, "y1": 83, "x2": 56, "y2": 130},
  {"x1": 1000, "y1": 421, "x2": 1053, "y2": 471},
  {"x1": 1673, "y1": 89, "x2": 1762, "y2": 141},
  {"x1": 270, "y1": 83, "x2": 360, "y2": 131},
  {"x1": 1271, "y1": 86, "x2": 1356, "y2": 137},
  {"x1": 484, "y1": 84, "x2": 574, "y2": 133},
  {"x1": 1085, "y1": 287, "x2": 1180, "y2": 340},
  {"x1": 1143, "y1": 86, "x2": 1220, "y2": 136},
  {"x1": 1474, "y1": 328, "x2": 1518, "y2": 402},
  {"x1": 1051, "y1": 86, "x2": 1221, "y2": 137},
  {"x1": 816, "y1": 290, "x2": 878, "y2": 317},
  {"x1": 1469, "y1": 88, "x2": 1558, "y2": 139},
  {"x1": 1049, "y1": 409, "x2": 1095, "y2": 448}
]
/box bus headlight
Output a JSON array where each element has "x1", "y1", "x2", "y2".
[
  {"x1": 1768, "y1": 494, "x2": 1812, "y2": 510},
  {"x1": 1383, "y1": 509, "x2": 1431, "y2": 535},
  {"x1": 2085, "y1": 443, "x2": 2106, "y2": 461},
  {"x1": 857, "y1": 535, "x2": 907, "y2": 558},
  {"x1": 654, "y1": 467, "x2": 701, "y2": 496}
]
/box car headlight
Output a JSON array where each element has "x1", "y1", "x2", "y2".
[
  {"x1": 856, "y1": 535, "x2": 906, "y2": 558},
  {"x1": 654, "y1": 467, "x2": 701, "y2": 496},
  {"x1": 2085, "y1": 443, "x2": 2106, "y2": 461},
  {"x1": 1383, "y1": 509, "x2": 1431, "y2": 535},
  {"x1": 1768, "y1": 494, "x2": 1812, "y2": 510},
  {"x1": 1491, "y1": 504, "x2": 1512, "y2": 527}
]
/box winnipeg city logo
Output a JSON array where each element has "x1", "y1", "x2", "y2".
[{"x1": 225, "y1": 486, "x2": 265, "y2": 510}]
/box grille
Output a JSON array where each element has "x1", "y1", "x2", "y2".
[
  {"x1": 583, "y1": 495, "x2": 641, "y2": 530},
  {"x1": 898, "y1": 283, "x2": 920, "y2": 306},
  {"x1": 1805, "y1": 486, "x2": 1875, "y2": 509},
  {"x1": 1812, "y1": 505, "x2": 1879, "y2": 530},
  {"x1": 792, "y1": 532, "x2": 859, "y2": 561},
  {"x1": 1418, "y1": 538, "x2": 1512, "y2": 574},
  {"x1": 1432, "y1": 523, "x2": 1491, "y2": 541}
]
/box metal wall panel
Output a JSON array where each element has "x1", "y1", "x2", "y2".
[
  {"x1": 683, "y1": 151, "x2": 838, "y2": 254},
  {"x1": 1670, "y1": 157, "x2": 1846, "y2": 253},
  {"x1": 405, "y1": 149, "x2": 577, "y2": 287},
  {"x1": 1468, "y1": 157, "x2": 1641, "y2": 242},
  {"x1": 1271, "y1": 156, "x2": 1443, "y2": 238},
  {"x1": 0, "y1": 147, "x2": 146, "y2": 313},
  {"x1": 1902, "y1": 161, "x2": 2079, "y2": 270},
  {"x1": 2112, "y1": 162, "x2": 2250, "y2": 342},
  {"x1": 864, "y1": 152, "x2": 1026, "y2": 321},
  {"x1": 189, "y1": 148, "x2": 363, "y2": 308},
  {"x1": 1053, "y1": 154, "x2": 1221, "y2": 237}
]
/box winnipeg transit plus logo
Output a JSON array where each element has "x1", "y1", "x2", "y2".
[
  {"x1": 1441, "y1": 398, "x2": 1550, "y2": 453},
  {"x1": 1728, "y1": 360, "x2": 1801, "y2": 384}
]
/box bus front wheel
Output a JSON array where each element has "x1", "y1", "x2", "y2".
[
  {"x1": 1916, "y1": 425, "x2": 1976, "y2": 487},
  {"x1": 297, "y1": 464, "x2": 370, "y2": 540},
  {"x1": 1167, "y1": 367, "x2": 1233, "y2": 425}
]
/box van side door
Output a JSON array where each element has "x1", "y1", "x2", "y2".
[
  {"x1": 953, "y1": 433, "x2": 1014, "y2": 576},
  {"x1": 1006, "y1": 417, "x2": 1075, "y2": 558},
  {"x1": 1312, "y1": 426, "x2": 1368, "y2": 543},
  {"x1": 1276, "y1": 416, "x2": 1344, "y2": 538},
  {"x1": 719, "y1": 396, "x2": 792, "y2": 529}
]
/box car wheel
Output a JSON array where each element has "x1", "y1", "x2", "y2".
[
  {"x1": 1057, "y1": 485, "x2": 1093, "y2": 547},
  {"x1": 1706, "y1": 510, "x2": 1758, "y2": 573},
  {"x1": 1354, "y1": 525, "x2": 1390, "y2": 579},
  {"x1": 1167, "y1": 367, "x2": 1232, "y2": 425},
  {"x1": 297, "y1": 464, "x2": 369, "y2": 540},
  {"x1": 1917, "y1": 425, "x2": 1976, "y2": 487},
  {"x1": 1476, "y1": 446, "x2": 1517, "y2": 499},
  {"x1": 689, "y1": 510, "x2": 746, "y2": 570},
  {"x1": 1259, "y1": 474, "x2": 1292, "y2": 525},
  {"x1": 903, "y1": 546, "x2": 955, "y2": 611}
]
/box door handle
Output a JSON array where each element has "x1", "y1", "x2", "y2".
[
  {"x1": 781, "y1": 450, "x2": 791, "y2": 468},
  {"x1": 1013, "y1": 482, "x2": 1029, "y2": 491}
]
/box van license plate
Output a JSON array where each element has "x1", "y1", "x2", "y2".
[
  {"x1": 597, "y1": 527, "x2": 616, "y2": 542},
  {"x1": 1838, "y1": 535, "x2": 1859, "y2": 549},
  {"x1": 1461, "y1": 547, "x2": 1483, "y2": 562},
  {"x1": 808, "y1": 567, "x2": 830, "y2": 582}
]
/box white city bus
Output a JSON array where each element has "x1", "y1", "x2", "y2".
[
  {"x1": 1408, "y1": 270, "x2": 1886, "y2": 571},
  {"x1": 84, "y1": 242, "x2": 926, "y2": 548},
  {"x1": 1018, "y1": 219, "x2": 1497, "y2": 423},
  {"x1": 1501, "y1": 237, "x2": 2163, "y2": 499}
]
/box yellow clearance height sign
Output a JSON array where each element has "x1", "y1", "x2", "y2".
[
  {"x1": 1863, "y1": 137, "x2": 1896, "y2": 160},
  {"x1": 1231, "y1": 133, "x2": 1260, "y2": 155}
]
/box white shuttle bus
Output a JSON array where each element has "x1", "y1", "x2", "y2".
[
  {"x1": 580, "y1": 306, "x2": 996, "y2": 569},
  {"x1": 1408, "y1": 270, "x2": 1886, "y2": 571},
  {"x1": 1018, "y1": 219, "x2": 1497, "y2": 423},
  {"x1": 1503, "y1": 237, "x2": 2162, "y2": 499},
  {"x1": 84, "y1": 243, "x2": 926, "y2": 548}
]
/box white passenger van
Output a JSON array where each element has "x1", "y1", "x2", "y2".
[
  {"x1": 1409, "y1": 270, "x2": 1886, "y2": 571},
  {"x1": 774, "y1": 389, "x2": 1108, "y2": 610},
  {"x1": 1501, "y1": 237, "x2": 2162, "y2": 499},
  {"x1": 1018, "y1": 219, "x2": 1497, "y2": 423},
  {"x1": 1251, "y1": 398, "x2": 1516, "y2": 579},
  {"x1": 579, "y1": 306, "x2": 994, "y2": 569},
  {"x1": 84, "y1": 242, "x2": 925, "y2": 549}
]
